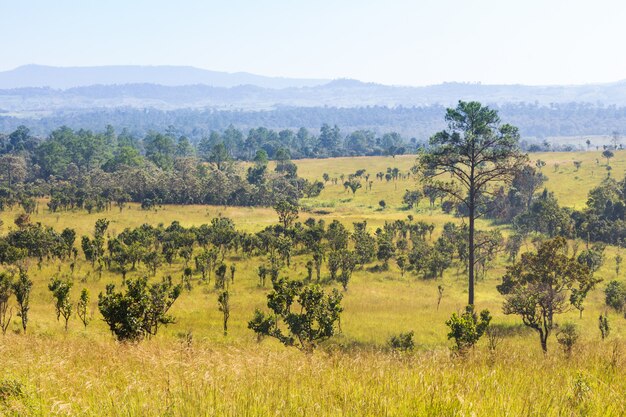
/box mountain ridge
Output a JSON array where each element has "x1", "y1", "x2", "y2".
[{"x1": 0, "y1": 64, "x2": 329, "y2": 89}]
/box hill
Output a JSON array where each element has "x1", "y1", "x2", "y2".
[{"x1": 0, "y1": 64, "x2": 328, "y2": 89}]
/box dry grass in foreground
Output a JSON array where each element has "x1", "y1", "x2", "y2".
[{"x1": 1, "y1": 335, "x2": 625, "y2": 416}]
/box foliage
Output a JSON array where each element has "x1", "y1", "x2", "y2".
[
  {"x1": 217, "y1": 291, "x2": 230, "y2": 336},
  {"x1": 445, "y1": 305, "x2": 491, "y2": 352},
  {"x1": 77, "y1": 288, "x2": 90, "y2": 329},
  {"x1": 598, "y1": 313, "x2": 610, "y2": 340},
  {"x1": 604, "y1": 280, "x2": 626, "y2": 315},
  {"x1": 388, "y1": 331, "x2": 415, "y2": 352},
  {"x1": 48, "y1": 276, "x2": 73, "y2": 331},
  {"x1": 419, "y1": 101, "x2": 527, "y2": 305},
  {"x1": 98, "y1": 276, "x2": 182, "y2": 341},
  {"x1": 12, "y1": 269, "x2": 32, "y2": 333},
  {"x1": 556, "y1": 323, "x2": 579, "y2": 357},
  {"x1": 0, "y1": 272, "x2": 12, "y2": 335},
  {"x1": 498, "y1": 237, "x2": 598, "y2": 352},
  {"x1": 248, "y1": 278, "x2": 343, "y2": 352}
]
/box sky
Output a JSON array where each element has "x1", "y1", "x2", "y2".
[{"x1": 1, "y1": 0, "x2": 625, "y2": 86}]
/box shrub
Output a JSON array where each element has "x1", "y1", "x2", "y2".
[
  {"x1": 248, "y1": 278, "x2": 343, "y2": 352},
  {"x1": 388, "y1": 331, "x2": 415, "y2": 352},
  {"x1": 556, "y1": 323, "x2": 579, "y2": 357},
  {"x1": 599, "y1": 313, "x2": 610, "y2": 340},
  {"x1": 605, "y1": 280, "x2": 626, "y2": 315},
  {"x1": 446, "y1": 305, "x2": 491, "y2": 352},
  {"x1": 98, "y1": 276, "x2": 182, "y2": 342}
]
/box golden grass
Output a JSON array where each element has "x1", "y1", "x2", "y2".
[{"x1": 2, "y1": 335, "x2": 625, "y2": 416}]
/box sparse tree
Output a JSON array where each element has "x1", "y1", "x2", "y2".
[
  {"x1": 498, "y1": 237, "x2": 598, "y2": 352},
  {"x1": 599, "y1": 313, "x2": 610, "y2": 340},
  {"x1": 603, "y1": 149, "x2": 614, "y2": 166},
  {"x1": 604, "y1": 280, "x2": 626, "y2": 315},
  {"x1": 248, "y1": 278, "x2": 343, "y2": 352},
  {"x1": 48, "y1": 276, "x2": 73, "y2": 331},
  {"x1": 0, "y1": 272, "x2": 13, "y2": 335},
  {"x1": 77, "y1": 288, "x2": 90, "y2": 329},
  {"x1": 402, "y1": 190, "x2": 422, "y2": 210},
  {"x1": 419, "y1": 101, "x2": 527, "y2": 305},
  {"x1": 12, "y1": 269, "x2": 32, "y2": 334},
  {"x1": 446, "y1": 305, "x2": 491, "y2": 352},
  {"x1": 344, "y1": 179, "x2": 362, "y2": 195},
  {"x1": 217, "y1": 290, "x2": 230, "y2": 336},
  {"x1": 273, "y1": 200, "x2": 299, "y2": 229},
  {"x1": 98, "y1": 276, "x2": 182, "y2": 341},
  {"x1": 437, "y1": 285, "x2": 444, "y2": 310},
  {"x1": 573, "y1": 160, "x2": 582, "y2": 172},
  {"x1": 556, "y1": 323, "x2": 579, "y2": 357}
]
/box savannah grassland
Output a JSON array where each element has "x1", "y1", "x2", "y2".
[{"x1": 1, "y1": 151, "x2": 626, "y2": 416}]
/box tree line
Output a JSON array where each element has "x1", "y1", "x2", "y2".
[
  {"x1": 0, "y1": 125, "x2": 326, "y2": 209},
  {"x1": 2, "y1": 102, "x2": 626, "y2": 143}
]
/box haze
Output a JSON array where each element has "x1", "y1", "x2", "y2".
[{"x1": 2, "y1": 0, "x2": 626, "y2": 86}]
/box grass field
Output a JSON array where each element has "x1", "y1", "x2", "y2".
[{"x1": 1, "y1": 150, "x2": 626, "y2": 416}]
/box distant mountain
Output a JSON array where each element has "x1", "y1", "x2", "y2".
[
  {"x1": 0, "y1": 64, "x2": 329, "y2": 89},
  {"x1": 1, "y1": 65, "x2": 626, "y2": 116}
]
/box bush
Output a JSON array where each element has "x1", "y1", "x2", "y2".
[
  {"x1": 441, "y1": 200, "x2": 455, "y2": 214},
  {"x1": 248, "y1": 278, "x2": 343, "y2": 352},
  {"x1": 557, "y1": 322, "x2": 579, "y2": 357},
  {"x1": 446, "y1": 305, "x2": 491, "y2": 352},
  {"x1": 98, "y1": 276, "x2": 182, "y2": 341},
  {"x1": 388, "y1": 331, "x2": 415, "y2": 352},
  {"x1": 605, "y1": 280, "x2": 626, "y2": 315}
]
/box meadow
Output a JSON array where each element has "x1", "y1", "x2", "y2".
[{"x1": 1, "y1": 150, "x2": 626, "y2": 416}]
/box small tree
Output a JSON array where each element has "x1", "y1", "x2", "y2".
[
  {"x1": 273, "y1": 200, "x2": 299, "y2": 229},
  {"x1": 402, "y1": 190, "x2": 422, "y2": 210},
  {"x1": 498, "y1": 237, "x2": 598, "y2": 352},
  {"x1": 556, "y1": 323, "x2": 579, "y2": 357},
  {"x1": 604, "y1": 280, "x2": 626, "y2": 315},
  {"x1": 388, "y1": 331, "x2": 415, "y2": 352},
  {"x1": 437, "y1": 285, "x2": 444, "y2": 310},
  {"x1": 215, "y1": 264, "x2": 227, "y2": 289},
  {"x1": 598, "y1": 313, "x2": 610, "y2": 340},
  {"x1": 98, "y1": 276, "x2": 182, "y2": 341},
  {"x1": 344, "y1": 179, "x2": 362, "y2": 195},
  {"x1": 48, "y1": 276, "x2": 73, "y2": 331},
  {"x1": 338, "y1": 250, "x2": 357, "y2": 291},
  {"x1": 0, "y1": 272, "x2": 13, "y2": 335},
  {"x1": 77, "y1": 288, "x2": 90, "y2": 329},
  {"x1": 230, "y1": 264, "x2": 236, "y2": 284},
  {"x1": 446, "y1": 305, "x2": 491, "y2": 352},
  {"x1": 603, "y1": 149, "x2": 614, "y2": 166},
  {"x1": 217, "y1": 290, "x2": 230, "y2": 336},
  {"x1": 12, "y1": 269, "x2": 32, "y2": 334},
  {"x1": 248, "y1": 278, "x2": 343, "y2": 352},
  {"x1": 396, "y1": 255, "x2": 408, "y2": 277},
  {"x1": 378, "y1": 200, "x2": 386, "y2": 210},
  {"x1": 573, "y1": 160, "x2": 582, "y2": 171}
]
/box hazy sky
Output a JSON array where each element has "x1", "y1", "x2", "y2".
[{"x1": 2, "y1": 0, "x2": 625, "y2": 86}]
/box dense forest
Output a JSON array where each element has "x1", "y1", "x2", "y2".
[
  {"x1": 2, "y1": 102, "x2": 626, "y2": 144},
  {"x1": 0, "y1": 125, "x2": 330, "y2": 209}
]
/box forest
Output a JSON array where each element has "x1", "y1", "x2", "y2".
[{"x1": 2, "y1": 102, "x2": 626, "y2": 144}]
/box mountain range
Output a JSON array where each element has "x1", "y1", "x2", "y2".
[{"x1": 1, "y1": 65, "x2": 626, "y2": 115}]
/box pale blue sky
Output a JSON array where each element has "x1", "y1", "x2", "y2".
[{"x1": 2, "y1": 0, "x2": 625, "y2": 85}]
